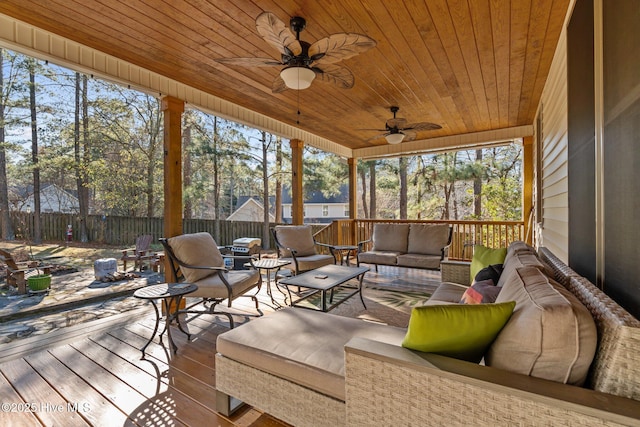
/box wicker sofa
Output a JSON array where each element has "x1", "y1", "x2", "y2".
[
  {"x1": 356, "y1": 223, "x2": 452, "y2": 271},
  {"x1": 215, "y1": 244, "x2": 640, "y2": 426}
]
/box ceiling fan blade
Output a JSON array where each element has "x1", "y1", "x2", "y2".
[
  {"x1": 309, "y1": 33, "x2": 376, "y2": 65},
  {"x1": 256, "y1": 12, "x2": 302, "y2": 56},
  {"x1": 313, "y1": 64, "x2": 354, "y2": 89},
  {"x1": 402, "y1": 131, "x2": 418, "y2": 142},
  {"x1": 367, "y1": 132, "x2": 389, "y2": 142},
  {"x1": 272, "y1": 75, "x2": 288, "y2": 93},
  {"x1": 386, "y1": 118, "x2": 407, "y2": 129},
  {"x1": 403, "y1": 122, "x2": 442, "y2": 131},
  {"x1": 216, "y1": 57, "x2": 283, "y2": 67}
]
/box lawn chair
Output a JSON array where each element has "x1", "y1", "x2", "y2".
[
  {"x1": 0, "y1": 248, "x2": 52, "y2": 294},
  {"x1": 121, "y1": 234, "x2": 156, "y2": 271},
  {"x1": 159, "y1": 232, "x2": 262, "y2": 328}
]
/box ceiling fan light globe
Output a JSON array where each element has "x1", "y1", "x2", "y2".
[
  {"x1": 385, "y1": 132, "x2": 405, "y2": 144},
  {"x1": 280, "y1": 66, "x2": 316, "y2": 90}
]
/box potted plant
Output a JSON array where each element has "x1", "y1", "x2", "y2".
[
  {"x1": 27, "y1": 272, "x2": 51, "y2": 292},
  {"x1": 25, "y1": 243, "x2": 51, "y2": 293}
]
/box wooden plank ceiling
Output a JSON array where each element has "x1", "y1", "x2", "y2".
[{"x1": 0, "y1": 0, "x2": 569, "y2": 152}]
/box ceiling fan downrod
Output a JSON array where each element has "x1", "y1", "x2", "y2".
[{"x1": 290, "y1": 16, "x2": 307, "y2": 39}]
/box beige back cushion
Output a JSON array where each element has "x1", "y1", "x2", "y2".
[
  {"x1": 372, "y1": 223, "x2": 410, "y2": 253},
  {"x1": 167, "y1": 232, "x2": 223, "y2": 283},
  {"x1": 486, "y1": 266, "x2": 597, "y2": 386},
  {"x1": 407, "y1": 224, "x2": 450, "y2": 255},
  {"x1": 275, "y1": 225, "x2": 316, "y2": 257},
  {"x1": 497, "y1": 250, "x2": 549, "y2": 287},
  {"x1": 506, "y1": 240, "x2": 536, "y2": 254}
]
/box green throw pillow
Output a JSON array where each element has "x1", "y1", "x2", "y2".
[
  {"x1": 401, "y1": 301, "x2": 516, "y2": 362},
  {"x1": 470, "y1": 245, "x2": 507, "y2": 282}
]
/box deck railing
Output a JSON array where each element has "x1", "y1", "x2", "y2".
[{"x1": 314, "y1": 219, "x2": 525, "y2": 261}]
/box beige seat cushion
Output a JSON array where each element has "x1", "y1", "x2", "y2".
[
  {"x1": 275, "y1": 225, "x2": 317, "y2": 257},
  {"x1": 486, "y1": 266, "x2": 597, "y2": 386},
  {"x1": 426, "y1": 282, "x2": 469, "y2": 304},
  {"x1": 189, "y1": 269, "x2": 260, "y2": 300},
  {"x1": 371, "y1": 223, "x2": 410, "y2": 253},
  {"x1": 280, "y1": 254, "x2": 334, "y2": 274},
  {"x1": 167, "y1": 232, "x2": 224, "y2": 282},
  {"x1": 358, "y1": 250, "x2": 400, "y2": 266},
  {"x1": 407, "y1": 224, "x2": 450, "y2": 255},
  {"x1": 396, "y1": 253, "x2": 442, "y2": 269},
  {"x1": 216, "y1": 308, "x2": 407, "y2": 401}
]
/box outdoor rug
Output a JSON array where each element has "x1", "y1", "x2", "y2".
[{"x1": 318, "y1": 285, "x2": 434, "y2": 328}]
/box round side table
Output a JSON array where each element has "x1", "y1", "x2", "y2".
[
  {"x1": 134, "y1": 282, "x2": 197, "y2": 357},
  {"x1": 247, "y1": 258, "x2": 291, "y2": 308}
]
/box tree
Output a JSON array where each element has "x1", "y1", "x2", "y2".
[
  {"x1": 473, "y1": 149, "x2": 483, "y2": 217},
  {"x1": 369, "y1": 161, "x2": 377, "y2": 218},
  {"x1": 274, "y1": 136, "x2": 283, "y2": 223},
  {"x1": 260, "y1": 131, "x2": 270, "y2": 247},
  {"x1": 399, "y1": 156, "x2": 408, "y2": 219},
  {"x1": 0, "y1": 49, "x2": 28, "y2": 240},
  {"x1": 74, "y1": 72, "x2": 90, "y2": 242},
  {"x1": 358, "y1": 163, "x2": 368, "y2": 218},
  {"x1": 182, "y1": 110, "x2": 195, "y2": 219},
  {"x1": 483, "y1": 145, "x2": 522, "y2": 220},
  {"x1": 28, "y1": 59, "x2": 42, "y2": 243}
]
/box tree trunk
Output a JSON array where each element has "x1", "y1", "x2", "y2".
[
  {"x1": 261, "y1": 131, "x2": 270, "y2": 249},
  {"x1": 399, "y1": 157, "x2": 407, "y2": 219},
  {"x1": 73, "y1": 73, "x2": 90, "y2": 243},
  {"x1": 146, "y1": 98, "x2": 160, "y2": 218},
  {"x1": 213, "y1": 117, "x2": 221, "y2": 242},
  {"x1": 0, "y1": 50, "x2": 13, "y2": 240},
  {"x1": 369, "y1": 161, "x2": 376, "y2": 219},
  {"x1": 359, "y1": 167, "x2": 368, "y2": 218},
  {"x1": 183, "y1": 117, "x2": 192, "y2": 219},
  {"x1": 29, "y1": 62, "x2": 41, "y2": 244},
  {"x1": 474, "y1": 149, "x2": 483, "y2": 217},
  {"x1": 74, "y1": 73, "x2": 81, "y2": 242},
  {"x1": 275, "y1": 137, "x2": 282, "y2": 223}
]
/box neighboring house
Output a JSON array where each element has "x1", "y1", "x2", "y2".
[
  {"x1": 281, "y1": 185, "x2": 349, "y2": 224},
  {"x1": 227, "y1": 197, "x2": 275, "y2": 222},
  {"x1": 12, "y1": 184, "x2": 80, "y2": 214}
]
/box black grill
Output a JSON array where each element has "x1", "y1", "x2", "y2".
[{"x1": 229, "y1": 238, "x2": 261, "y2": 269}]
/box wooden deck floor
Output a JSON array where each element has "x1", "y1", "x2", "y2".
[{"x1": 0, "y1": 265, "x2": 440, "y2": 426}]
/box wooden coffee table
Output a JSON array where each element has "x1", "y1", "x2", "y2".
[{"x1": 278, "y1": 264, "x2": 369, "y2": 312}]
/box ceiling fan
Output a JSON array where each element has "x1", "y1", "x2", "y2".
[
  {"x1": 216, "y1": 12, "x2": 376, "y2": 93},
  {"x1": 364, "y1": 106, "x2": 442, "y2": 144}
]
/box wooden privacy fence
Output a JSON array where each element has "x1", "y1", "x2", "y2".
[
  {"x1": 8, "y1": 212, "x2": 278, "y2": 247},
  {"x1": 7, "y1": 212, "x2": 524, "y2": 259}
]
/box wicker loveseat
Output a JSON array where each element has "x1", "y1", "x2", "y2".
[{"x1": 215, "y1": 244, "x2": 640, "y2": 426}]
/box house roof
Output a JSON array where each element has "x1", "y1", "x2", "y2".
[
  {"x1": 9, "y1": 183, "x2": 78, "y2": 200},
  {"x1": 281, "y1": 185, "x2": 349, "y2": 204},
  {"x1": 0, "y1": 1, "x2": 570, "y2": 159},
  {"x1": 228, "y1": 197, "x2": 275, "y2": 222}
]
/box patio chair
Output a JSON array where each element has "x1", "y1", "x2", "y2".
[
  {"x1": 271, "y1": 225, "x2": 335, "y2": 275},
  {"x1": 159, "y1": 232, "x2": 262, "y2": 328},
  {"x1": 0, "y1": 248, "x2": 52, "y2": 294},
  {"x1": 121, "y1": 234, "x2": 156, "y2": 271}
]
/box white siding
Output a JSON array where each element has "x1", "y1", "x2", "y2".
[
  {"x1": 535, "y1": 10, "x2": 571, "y2": 262},
  {"x1": 281, "y1": 203, "x2": 348, "y2": 221}
]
